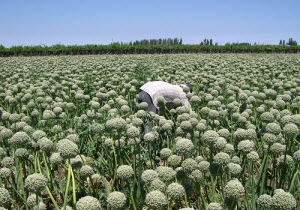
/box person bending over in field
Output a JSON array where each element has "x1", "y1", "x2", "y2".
[
  {"x1": 138, "y1": 81, "x2": 192, "y2": 134},
  {"x1": 138, "y1": 81, "x2": 192, "y2": 114}
]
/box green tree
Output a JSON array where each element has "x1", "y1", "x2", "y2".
[
  {"x1": 287, "y1": 38, "x2": 297, "y2": 46},
  {"x1": 179, "y1": 38, "x2": 182, "y2": 45}
]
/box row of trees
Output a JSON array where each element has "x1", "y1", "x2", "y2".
[
  {"x1": 116, "y1": 38, "x2": 215, "y2": 46},
  {"x1": 279, "y1": 38, "x2": 298, "y2": 46},
  {"x1": 128, "y1": 38, "x2": 183, "y2": 46},
  {"x1": 0, "y1": 38, "x2": 299, "y2": 56},
  {"x1": 200, "y1": 39, "x2": 214, "y2": 46},
  {"x1": 1, "y1": 43, "x2": 300, "y2": 56},
  {"x1": 115, "y1": 38, "x2": 183, "y2": 46}
]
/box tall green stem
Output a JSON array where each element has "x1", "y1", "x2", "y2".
[
  {"x1": 63, "y1": 160, "x2": 72, "y2": 210},
  {"x1": 251, "y1": 163, "x2": 256, "y2": 210}
]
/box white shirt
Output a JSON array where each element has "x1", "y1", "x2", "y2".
[{"x1": 140, "y1": 81, "x2": 189, "y2": 110}]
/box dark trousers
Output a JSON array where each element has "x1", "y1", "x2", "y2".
[
  {"x1": 138, "y1": 90, "x2": 158, "y2": 114},
  {"x1": 138, "y1": 90, "x2": 157, "y2": 134}
]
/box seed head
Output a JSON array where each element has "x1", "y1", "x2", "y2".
[
  {"x1": 32, "y1": 130, "x2": 46, "y2": 141},
  {"x1": 173, "y1": 98, "x2": 182, "y2": 108},
  {"x1": 189, "y1": 169, "x2": 203, "y2": 182},
  {"x1": 105, "y1": 118, "x2": 126, "y2": 130},
  {"x1": 0, "y1": 188, "x2": 11, "y2": 207},
  {"x1": 107, "y1": 191, "x2": 126, "y2": 209},
  {"x1": 76, "y1": 196, "x2": 101, "y2": 210},
  {"x1": 218, "y1": 129, "x2": 230, "y2": 140},
  {"x1": 117, "y1": 165, "x2": 134, "y2": 180},
  {"x1": 283, "y1": 123, "x2": 298, "y2": 137},
  {"x1": 271, "y1": 190, "x2": 296, "y2": 210},
  {"x1": 214, "y1": 152, "x2": 230, "y2": 166},
  {"x1": 132, "y1": 118, "x2": 143, "y2": 127},
  {"x1": 195, "y1": 156, "x2": 204, "y2": 164},
  {"x1": 167, "y1": 183, "x2": 185, "y2": 200},
  {"x1": 224, "y1": 179, "x2": 245, "y2": 199},
  {"x1": 266, "y1": 123, "x2": 281, "y2": 135},
  {"x1": 80, "y1": 165, "x2": 94, "y2": 178},
  {"x1": 126, "y1": 126, "x2": 140, "y2": 138},
  {"x1": 0, "y1": 168, "x2": 11, "y2": 179},
  {"x1": 10, "y1": 132, "x2": 30, "y2": 147},
  {"x1": 180, "y1": 121, "x2": 192, "y2": 131},
  {"x1": 50, "y1": 153, "x2": 63, "y2": 165},
  {"x1": 145, "y1": 190, "x2": 167, "y2": 209},
  {"x1": 182, "y1": 158, "x2": 197, "y2": 173},
  {"x1": 141, "y1": 170, "x2": 158, "y2": 184},
  {"x1": 39, "y1": 137, "x2": 54, "y2": 153},
  {"x1": 227, "y1": 163, "x2": 242, "y2": 176},
  {"x1": 207, "y1": 202, "x2": 222, "y2": 210},
  {"x1": 57, "y1": 139, "x2": 78, "y2": 159},
  {"x1": 190, "y1": 96, "x2": 201, "y2": 106},
  {"x1": 293, "y1": 150, "x2": 300, "y2": 163},
  {"x1": 237, "y1": 140, "x2": 255, "y2": 155},
  {"x1": 27, "y1": 194, "x2": 37, "y2": 208},
  {"x1": 189, "y1": 118, "x2": 199, "y2": 128},
  {"x1": 291, "y1": 114, "x2": 300, "y2": 127},
  {"x1": 198, "y1": 161, "x2": 210, "y2": 173},
  {"x1": 280, "y1": 115, "x2": 293, "y2": 126},
  {"x1": 160, "y1": 148, "x2": 172, "y2": 160},
  {"x1": 15, "y1": 148, "x2": 29, "y2": 159},
  {"x1": 214, "y1": 137, "x2": 227, "y2": 150},
  {"x1": 233, "y1": 129, "x2": 248, "y2": 141},
  {"x1": 1, "y1": 157, "x2": 14, "y2": 168},
  {"x1": 247, "y1": 151, "x2": 259, "y2": 162},
  {"x1": 0, "y1": 128, "x2": 13, "y2": 141},
  {"x1": 167, "y1": 155, "x2": 181, "y2": 167},
  {"x1": 231, "y1": 156, "x2": 241, "y2": 164},
  {"x1": 150, "y1": 179, "x2": 166, "y2": 192},
  {"x1": 196, "y1": 123, "x2": 206, "y2": 132},
  {"x1": 66, "y1": 134, "x2": 80, "y2": 144},
  {"x1": 176, "y1": 138, "x2": 194, "y2": 155},
  {"x1": 263, "y1": 133, "x2": 278, "y2": 145},
  {"x1": 202, "y1": 130, "x2": 219, "y2": 146},
  {"x1": 156, "y1": 166, "x2": 176, "y2": 182},
  {"x1": 257, "y1": 194, "x2": 272, "y2": 209},
  {"x1": 25, "y1": 173, "x2": 47, "y2": 193},
  {"x1": 224, "y1": 144, "x2": 234, "y2": 154},
  {"x1": 270, "y1": 143, "x2": 285, "y2": 154},
  {"x1": 144, "y1": 132, "x2": 155, "y2": 143},
  {"x1": 208, "y1": 110, "x2": 219, "y2": 119},
  {"x1": 33, "y1": 202, "x2": 47, "y2": 210}
]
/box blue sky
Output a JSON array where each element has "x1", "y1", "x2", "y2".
[{"x1": 1, "y1": 0, "x2": 299, "y2": 47}]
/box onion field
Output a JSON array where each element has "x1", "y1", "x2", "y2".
[{"x1": 0, "y1": 54, "x2": 299, "y2": 209}]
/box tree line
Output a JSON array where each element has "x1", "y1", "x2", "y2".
[
  {"x1": 128, "y1": 38, "x2": 183, "y2": 46},
  {"x1": 279, "y1": 38, "x2": 297, "y2": 46},
  {"x1": 0, "y1": 38, "x2": 299, "y2": 56}
]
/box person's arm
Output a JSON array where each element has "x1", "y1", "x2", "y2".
[{"x1": 187, "y1": 102, "x2": 192, "y2": 113}]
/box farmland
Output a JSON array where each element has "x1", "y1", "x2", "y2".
[{"x1": 0, "y1": 54, "x2": 299, "y2": 209}]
